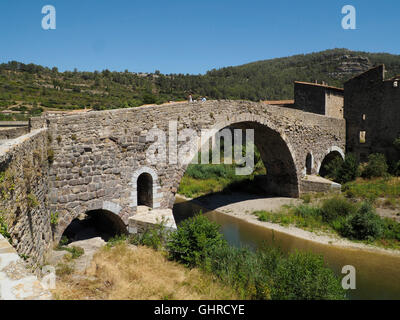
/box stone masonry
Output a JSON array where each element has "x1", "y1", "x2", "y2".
[
  {"x1": 26, "y1": 100, "x2": 346, "y2": 241},
  {"x1": 0, "y1": 129, "x2": 52, "y2": 268}
]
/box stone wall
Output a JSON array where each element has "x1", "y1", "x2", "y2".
[
  {"x1": 0, "y1": 129, "x2": 52, "y2": 268},
  {"x1": 294, "y1": 82, "x2": 344, "y2": 119},
  {"x1": 344, "y1": 65, "x2": 400, "y2": 163},
  {"x1": 36, "y1": 100, "x2": 345, "y2": 241}
]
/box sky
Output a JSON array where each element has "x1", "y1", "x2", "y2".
[{"x1": 0, "y1": 0, "x2": 399, "y2": 74}]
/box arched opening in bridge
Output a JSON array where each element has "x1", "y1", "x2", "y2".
[
  {"x1": 137, "y1": 172, "x2": 153, "y2": 208},
  {"x1": 319, "y1": 151, "x2": 344, "y2": 178},
  {"x1": 61, "y1": 209, "x2": 127, "y2": 244},
  {"x1": 173, "y1": 121, "x2": 299, "y2": 224},
  {"x1": 306, "y1": 153, "x2": 313, "y2": 175}
]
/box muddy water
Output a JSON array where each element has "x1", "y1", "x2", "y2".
[{"x1": 173, "y1": 198, "x2": 400, "y2": 300}]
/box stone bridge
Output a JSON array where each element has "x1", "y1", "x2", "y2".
[{"x1": 26, "y1": 100, "x2": 345, "y2": 241}]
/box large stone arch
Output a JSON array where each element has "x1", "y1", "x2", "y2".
[{"x1": 168, "y1": 113, "x2": 300, "y2": 207}]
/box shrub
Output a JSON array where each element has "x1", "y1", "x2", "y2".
[
  {"x1": 323, "y1": 155, "x2": 344, "y2": 181},
  {"x1": 320, "y1": 197, "x2": 357, "y2": 223},
  {"x1": 382, "y1": 218, "x2": 400, "y2": 241},
  {"x1": 203, "y1": 245, "x2": 272, "y2": 299},
  {"x1": 336, "y1": 154, "x2": 360, "y2": 184},
  {"x1": 362, "y1": 153, "x2": 388, "y2": 179},
  {"x1": 202, "y1": 245, "x2": 346, "y2": 300},
  {"x1": 340, "y1": 202, "x2": 383, "y2": 241},
  {"x1": 270, "y1": 251, "x2": 346, "y2": 300},
  {"x1": 0, "y1": 215, "x2": 10, "y2": 241},
  {"x1": 130, "y1": 219, "x2": 170, "y2": 250},
  {"x1": 167, "y1": 214, "x2": 226, "y2": 267}
]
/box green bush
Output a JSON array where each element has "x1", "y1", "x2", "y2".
[
  {"x1": 130, "y1": 219, "x2": 170, "y2": 250},
  {"x1": 203, "y1": 245, "x2": 273, "y2": 299},
  {"x1": 323, "y1": 155, "x2": 344, "y2": 181},
  {"x1": 382, "y1": 218, "x2": 400, "y2": 241},
  {"x1": 0, "y1": 215, "x2": 10, "y2": 241},
  {"x1": 362, "y1": 154, "x2": 388, "y2": 179},
  {"x1": 167, "y1": 214, "x2": 226, "y2": 267},
  {"x1": 337, "y1": 154, "x2": 360, "y2": 184},
  {"x1": 202, "y1": 245, "x2": 346, "y2": 300},
  {"x1": 339, "y1": 202, "x2": 383, "y2": 241},
  {"x1": 270, "y1": 251, "x2": 346, "y2": 300},
  {"x1": 320, "y1": 197, "x2": 357, "y2": 223}
]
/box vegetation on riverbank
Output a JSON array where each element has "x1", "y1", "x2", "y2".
[
  {"x1": 129, "y1": 215, "x2": 346, "y2": 300},
  {"x1": 254, "y1": 196, "x2": 400, "y2": 250}
]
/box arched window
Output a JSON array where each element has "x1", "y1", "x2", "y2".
[
  {"x1": 137, "y1": 173, "x2": 153, "y2": 208},
  {"x1": 306, "y1": 153, "x2": 313, "y2": 175}
]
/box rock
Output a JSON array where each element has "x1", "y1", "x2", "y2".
[{"x1": 67, "y1": 237, "x2": 106, "y2": 274}]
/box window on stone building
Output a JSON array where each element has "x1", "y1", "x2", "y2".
[
  {"x1": 137, "y1": 173, "x2": 153, "y2": 208},
  {"x1": 359, "y1": 131, "x2": 366, "y2": 144},
  {"x1": 362, "y1": 114, "x2": 366, "y2": 121}
]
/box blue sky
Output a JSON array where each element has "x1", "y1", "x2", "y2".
[{"x1": 0, "y1": 0, "x2": 398, "y2": 74}]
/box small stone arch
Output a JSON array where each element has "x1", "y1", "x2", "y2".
[
  {"x1": 317, "y1": 146, "x2": 345, "y2": 176},
  {"x1": 130, "y1": 166, "x2": 162, "y2": 210},
  {"x1": 305, "y1": 152, "x2": 313, "y2": 175}
]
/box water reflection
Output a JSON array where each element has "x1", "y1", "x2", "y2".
[{"x1": 173, "y1": 197, "x2": 400, "y2": 300}]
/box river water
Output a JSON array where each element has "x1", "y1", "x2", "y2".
[{"x1": 173, "y1": 197, "x2": 400, "y2": 300}]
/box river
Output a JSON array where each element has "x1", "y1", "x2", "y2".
[{"x1": 173, "y1": 197, "x2": 400, "y2": 300}]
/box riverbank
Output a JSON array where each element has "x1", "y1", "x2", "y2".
[{"x1": 176, "y1": 193, "x2": 400, "y2": 257}]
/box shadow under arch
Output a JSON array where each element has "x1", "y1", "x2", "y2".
[
  {"x1": 171, "y1": 118, "x2": 299, "y2": 210},
  {"x1": 318, "y1": 149, "x2": 345, "y2": 178},
  {"x1": 61, "y1": 209, "x2": 128, "y2": 243}
]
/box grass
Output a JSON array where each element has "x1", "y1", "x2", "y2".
[
  {"x1": 343, "y1": 177, "x2": 400, "y2": 202},
  {"x1": 52, "y1": 243, "x2": 240, "y2": 300},
  {"x1": 178, "y1": 160, "x2": 266, "y2": 199},
  {"x1": 252, "y1": 197, "x2": 400, "y2": 251},
  {"x1": 253, "y1": 205, "x2": 330, "y2": 233}
]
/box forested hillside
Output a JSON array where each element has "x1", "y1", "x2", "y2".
[{"x1": 1, "y1": 48, "x2": 399, "y2": 120}]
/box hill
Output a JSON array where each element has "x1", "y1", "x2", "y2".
[{"x1": 0, "y1": 48, "x2": 399, "y2": 120}]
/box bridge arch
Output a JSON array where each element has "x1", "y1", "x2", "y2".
[
  {"x1": 60, "y1": 208, "x2": 127, "y2": 243},
  {"x1": 317, "y1": 146, "x2": 345, "y2": 176},
  {"x1": 169, "y1": 113, "x2": 300, "y2": 206}
]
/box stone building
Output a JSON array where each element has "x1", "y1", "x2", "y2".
[
  {"x1": 344, "y1": 65, "x2": 400, "y2": 163},
  {"x1": 293, "y1": 81, "x2": 344, "y2": 119}
]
